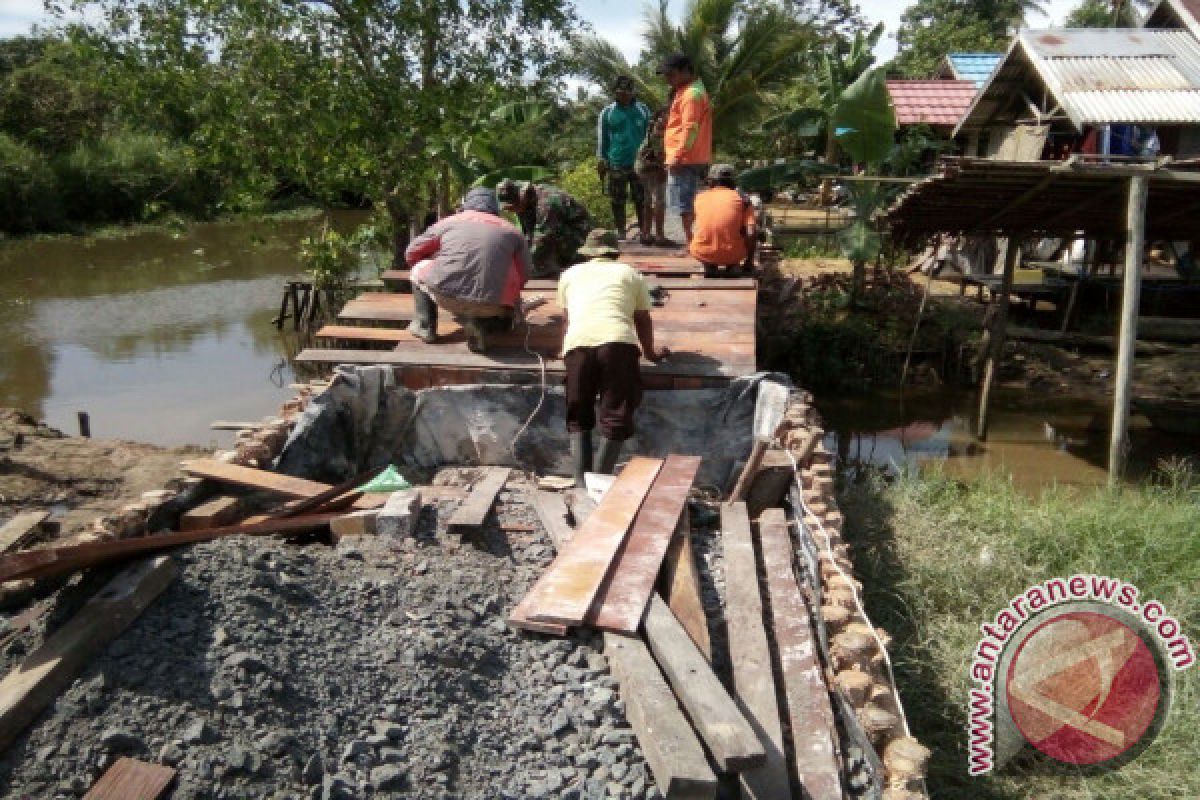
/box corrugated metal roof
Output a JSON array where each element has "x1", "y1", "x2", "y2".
[
  {"x1": 945, "y1": 53, "x2": 1003, "y2": 88},
  {"x1": 886, "y1": 80, "x2": 978, "y2": 128},
  {"x1": 957, "y1": 29, "x2": 1200, "y2": 133}
]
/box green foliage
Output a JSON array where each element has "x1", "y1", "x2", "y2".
[
  {"x1": 0, "y1": 133, "x2": 64, "y2": 233},
  {"x1": 55, "y1": 130, "x2": 214, "y2": 224},
  {"x1": 1065, "y1": 0, "x2": 1136, "y2": 26},
  {"x1": 892, "y1": 0, "x2": 1042, "y2": 78},
  {"x1": 559, "y1": 161, "x2": 615, "y2": 230},
  {"x1": 299, "y1": 225, "x2": 360, "y2": 290},
  {"x1": 736, "y1": 160, "x2": 838, "y2": 192},
  {"x1": 0, "y1": 36, "x2": 112, "y2": 154},
  {"x1": 832, "y1": 66, "x2": 896, "y2": 167}
]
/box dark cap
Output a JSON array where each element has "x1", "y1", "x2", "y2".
[{"x1": 656, "y1": 52, "x2": 693, "y2": 74}]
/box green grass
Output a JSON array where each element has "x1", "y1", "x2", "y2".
[{"x1": 839, "y1": 467, "x2": 1200, "y2": 799}]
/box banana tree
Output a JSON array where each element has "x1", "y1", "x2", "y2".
[{"x1": 830, "y1": 65, "x2": 897, "y2": 302}]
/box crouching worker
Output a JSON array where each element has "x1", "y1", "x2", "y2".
[
  {"x1": 405, "y1": 187, "x2": 531, "y2": 353},
  {"x1": 690, "y1": 163, "x2": 757, "y2": 278},
  {"x1": 558, "y1": 229, "x2": 669, "y2": 485}
]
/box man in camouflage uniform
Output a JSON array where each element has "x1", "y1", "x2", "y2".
[{"x1": 497, "y1": 180, "x2": 591, "y2": 278}]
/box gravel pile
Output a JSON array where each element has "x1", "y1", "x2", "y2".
[{"x1": 0, "y1": 474, "x2": 666, "y2": 800}]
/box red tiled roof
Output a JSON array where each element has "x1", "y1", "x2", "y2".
[{"x1": 886, "y1": 80, "x2": 978, "y2": 129}]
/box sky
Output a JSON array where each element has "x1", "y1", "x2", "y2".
[{"x1": 2, "y1": 0, "x2": 1082, "y2": 62}]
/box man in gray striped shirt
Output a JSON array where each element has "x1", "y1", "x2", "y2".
[{"x1": 596, "y1": 76, "x2": 652, "y2": 240}]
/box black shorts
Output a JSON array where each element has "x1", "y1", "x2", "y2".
[{"x1": 564, "y1": 342, "x2": 643, "y2": 440}]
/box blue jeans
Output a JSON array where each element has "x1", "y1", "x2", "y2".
[{"x1": 668, "y1": 164, "x2": 708, "y2": 215}]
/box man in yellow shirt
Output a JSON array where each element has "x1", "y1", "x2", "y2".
[{"x1": 558, "y1": 229, "x2": 669, "y2": 485}]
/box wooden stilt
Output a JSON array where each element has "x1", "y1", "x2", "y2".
[
  {"x1": 976, "y1": 238, "x2": 1020, "y2": 440},
  {"x1": 1109, "y1": 175, "x2": 1148, "y2": 487}
]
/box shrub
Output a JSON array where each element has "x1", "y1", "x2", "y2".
[
  {"x1": 54, "y1": 130, "x2": 216, "y2": 224},
  {"x1": 0, "y1": 132, "x2": 63, "y2": 232},
  {"x1": 558, "y1": 160, "x2": 614, "y2": 230}
]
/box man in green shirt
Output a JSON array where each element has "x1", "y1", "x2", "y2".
[{"x1": 596, "y1": 76, "x2": 652, "y2": 240}]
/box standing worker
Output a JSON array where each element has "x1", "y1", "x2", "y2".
[
  {"x1": 596, "y1": 76, "x2": 652, "y2": 240},
  {"x1": 635, "y1": 107, "x2": 670, "y2": 246},
  {"x1": 497, "y1": 180, "x2": 591, "y2": 278},
  {"x1": 558, "y1": 229, "x2": 669, "y2": 485},
  {"x1": 690, "y1": 164, "x2": 757, "y2": 277},
  {"x1": 658, "y1": 53, "x2": 712, "y2": 244},
  {"x1": 404, "y1": 187, "x2": 531, "y2": 353}
]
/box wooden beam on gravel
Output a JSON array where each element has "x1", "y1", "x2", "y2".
[
  {"x1": 757, "y1": 508, "x2": 842, "y2": 800},
  {"x1": 0, "y1": 512, "x2": 49, "y2": 553},
  {"x1": 84, "y1": 757, "x2": 175, "y2": 800},
  {"x1": 0, "y1": 514, "x2": 340, "y2": 584},
  {"x1": 603, "y1": 631, "x2": 718, "y2": 799},
  {"x1": 181, "y1": 460, "x2": 388, "y2": 510},
  {"x1": 533, "y1": 488, "x2": 716, "y2": 798},
  {"x1": 642, "y1": 594, "x2": 766, "y2": 772},
  {"x1": 0, "y1": 556, "x2": 177, "y2": 754},
  {"x1": 447, "y1": 468, "x2": 511, "y2": 544},
  {"x1": 511, "y1": 458, "x2": 663, "y2": 628},
  {"x1": 586, "y1": 456, "x2": 700, "y2": 633},
  {"x1": 180, "y1": 496, "x2": 244, "y2": 531},
  {"x1": 657, "y1": 510, "x2": 711, "y2": 660},
  {"x1": 720, "y1": 502, "x2": 791, "y2": 799}
]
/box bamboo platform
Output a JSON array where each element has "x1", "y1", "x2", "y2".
[{"x1": 296, "y1": 248, "x2": 758, "y2": 389}]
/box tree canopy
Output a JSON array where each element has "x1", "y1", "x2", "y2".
[{"x1": 892, "y1": 0, "x2": 1043, "y2": 78}]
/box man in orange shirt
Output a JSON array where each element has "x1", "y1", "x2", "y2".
[
  {"x1": 689, "y1": 164, "x2": 756, "y2": 277},
  {"x1": 658, "y1": 53, "x2": 712, "y2": 243}
]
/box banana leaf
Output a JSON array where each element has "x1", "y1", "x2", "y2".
[{"x1": 832, "y1": 66, "x2": 896, "y2": 168}]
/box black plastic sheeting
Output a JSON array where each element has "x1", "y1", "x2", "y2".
[{"x1": 276, "y1": 365, "x2": 791, "y2": 489}]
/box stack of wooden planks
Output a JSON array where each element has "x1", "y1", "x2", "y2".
[{"x1": 515, "y1": 455, "x2": 850, "y2": 799}]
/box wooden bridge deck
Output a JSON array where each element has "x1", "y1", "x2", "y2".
[{"x1": 295, "y1": 248, "x2": 757, "y2": 390}]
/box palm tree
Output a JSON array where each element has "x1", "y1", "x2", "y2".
[{"x1": 574, "y1": 0, "x2": 815, "y2": 142}]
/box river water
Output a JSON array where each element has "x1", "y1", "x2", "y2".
[
  {"x1": 2, "y1": 215, "x2": 1194, "y2": 486},
  {"x1": 0, "y1": 211, "x2": 366, "y2": 447}
]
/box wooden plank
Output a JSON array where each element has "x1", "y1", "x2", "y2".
[
  {"x1": 604, "y1": 632, "x2": 719, "y2": 799},
  {"x1": 533, "y1": 490, "x2": 717, "y2": 798},
  {"x1": 0, "y1": 512, "x2": 49, "y2": 553},
  {"x1": 447, "y1": 467, "x2": 510, "y2": 545},
  {"x1": 181, "y1": 460, "x2": 386, "y2": 510},
  {"x1": 84, "y1": 757, "x2": 175, "y2": 800},
  {"x1": 179, "y1": 495, "x2": 243, "y2": 531},
  {"x1": 511, "y1": 458, "x2": 662, "y2": 627},
  {"x1": 587, "y1": 456, "x2": 700, "y2": 633},
  {"x1": 0, "y1": 557, "x2": 177, "y2": 754},
  {"x1": 0, "y1": 513, "x2": 340, "y2": 584},
  {"x1": 657, "y1": 510, "x2": 711, "y2": 660},
  {"x1": 720, "y1": 502, "x2": 791, "y2": 799},
  {"x1": 642, "y1": 594, "x2": 766, "y2": 771},
  {"x1": 757, "y1": 509, "x2": 842, "y2": 800}
]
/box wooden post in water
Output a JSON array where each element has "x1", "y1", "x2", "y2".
[
  {"x1": 1109, "y1": 175, "x2": 1148, "y2": 487},
  {"x1": 976, "y1": 238, "x2": 1020, "y2": 440}
]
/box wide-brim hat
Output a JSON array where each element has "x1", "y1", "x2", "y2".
[{"x1": 578, "y1": 228, "x2": 621, "y2": 257}]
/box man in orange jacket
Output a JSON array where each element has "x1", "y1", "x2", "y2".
[{"x1": 658, "y1": 53, "x2": 712, "y2": 243}]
